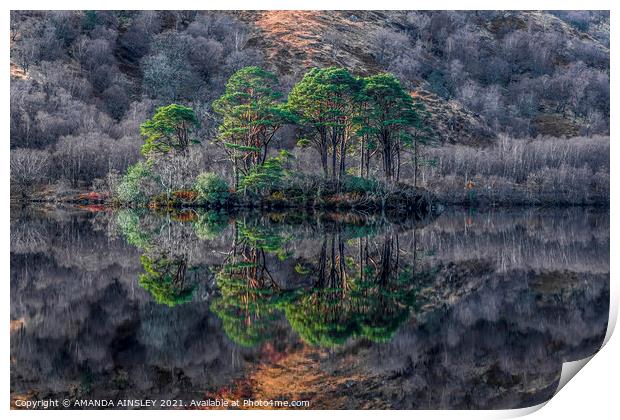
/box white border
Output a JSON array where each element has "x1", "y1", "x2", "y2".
[{"x1": 3, "y1": 1, "x2": 617, "y2": 419}]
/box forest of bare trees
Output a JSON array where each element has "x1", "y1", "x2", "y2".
[{"x1": 370, "y1": 11, "x2": 609, "y2": 135}]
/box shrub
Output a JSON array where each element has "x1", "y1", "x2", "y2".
[
  {"x1": 116, "y1": 161, "x2": 152, "y2": 204},
  {"x1": 342, "y1": 175, "x2": 383, "y2": 194},
  {"x1": 194, "y1": 172, "x2": 230, "y2": 205},
  {"x1": 239, "y1": 150, "x2": 291, "y2": 194}
]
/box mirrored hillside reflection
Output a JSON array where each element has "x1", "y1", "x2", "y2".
[{"x1": 10, "y1": 206, "x2": 609, "y2": 409}]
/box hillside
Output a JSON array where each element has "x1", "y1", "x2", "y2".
[
  {"x1": 10, "y1": 10, "x2": 609, "y2": 189},
  {"x1": 234, "y1": 10, "x2": 608, "y2": 142}
]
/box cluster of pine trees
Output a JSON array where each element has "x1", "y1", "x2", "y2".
[{"x1": 129, "y1": 65, "x2": 430, "y2": 203}]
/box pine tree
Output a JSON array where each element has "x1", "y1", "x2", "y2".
[
  {"x1": 139, "y1": 104, "x2": 200, "y2": 157},
  {"x1": 213, "y1": 66, "x2": 294, "y2": 189}
]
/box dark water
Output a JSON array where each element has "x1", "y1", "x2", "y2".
[{"x1": 10, "y1": 206, "x2": 609, "y2": 409}]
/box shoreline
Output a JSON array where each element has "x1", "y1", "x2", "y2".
[{"x1": 10, "y1": 195, "x2": 610, "y2": 211}]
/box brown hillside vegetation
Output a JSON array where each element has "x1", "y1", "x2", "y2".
[
  {"x1": 10, "y1": 63, "x2": 27, "y2": 79},
  {"x1": 236, "y1": 11, "x2": 495, "y2": 145},
  {"x1": 237, "y1": 10, "x2": 387, "y2": 75}
]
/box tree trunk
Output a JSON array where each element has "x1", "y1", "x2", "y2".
[
  {"x1": 321, "y1": 148, "x2": 328, "y2": 178},
  {"x1": 413, "y1": 139, "x2": 419, "y2": 188},
  {"x1": 359, "y1": 137, "x2": 365, "y2": 178},
  {"x1": 383, "y1": 140, "x2": 393, "y2": 181},
  {"x1": 339, "y1": 135, "x2": 347, "y2": 181},
  {"x1": 331, "y1": 145, "x2": 337, "y2": 181},
  {"x1": 233, "y1": 156, "x2": 239, "y2": 190},
  {"x1": 396, "y1": 142, "x2": 401, "y2": 182}
]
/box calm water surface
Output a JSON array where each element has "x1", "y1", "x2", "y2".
[{"x1": 10, "y1": 206, "x2": 609, "y2": 409}]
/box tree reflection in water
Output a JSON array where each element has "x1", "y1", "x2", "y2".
[
  {"x1": 10, "y1": 207, "x2": 609, "y2": 409},
  {"x1": 139, "y1": 255, "x2": 195, "y2": 308},
  {"x1": 123, "y1": 210, "x2": 431, "y2": 348}
]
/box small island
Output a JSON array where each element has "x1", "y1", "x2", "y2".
[{"x1": 108, "y1": 66, "x2": 436, "y2": 214}]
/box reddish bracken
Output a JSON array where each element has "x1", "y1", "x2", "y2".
[
  {"x1": 79, "y1": 204, "x2": 107, "y2": 212},
  {"x1": 172, "y1": 210, "x2": 199, "y2": 222},
  {"x1": 78, "y1": 192, "x2": 109, "y2": 201},
  {"x1": 172, "y1": 190, "x2": 199, "y2": 202}
]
